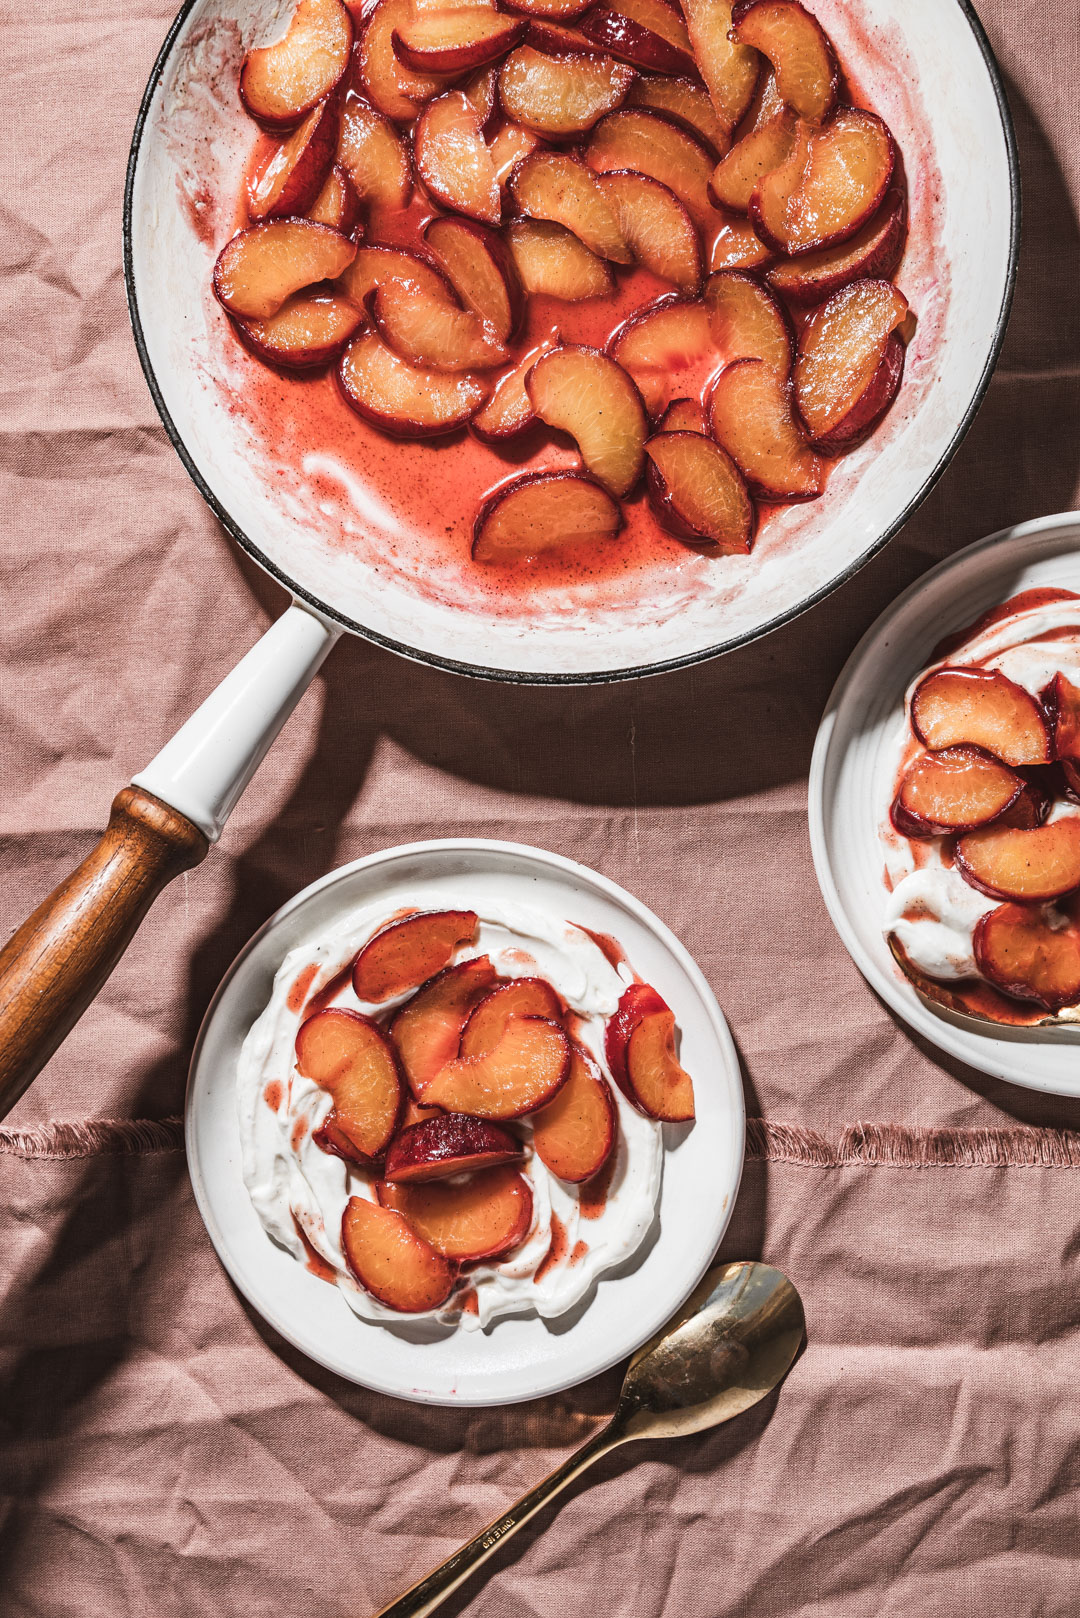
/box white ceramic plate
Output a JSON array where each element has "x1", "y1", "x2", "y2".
[
  {"x1": 124, "y1": 0, "x2": 1018, "y2": 682},
  {"x1": 187, "y1": 840, "x2": 745, "y2": 1404},
  {"x1": 810, "y1": 511, "x2": 1080, "y2": 1097}
]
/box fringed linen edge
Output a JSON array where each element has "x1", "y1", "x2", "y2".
[
  {"x1": 0, "y1": 1116, "x2": 185, "y2": 1159},
  {"x1": 3, "y1": 1115, "x2": 1079, "y2": 1167},
  {"x1": 745, "y1": 1119, "x2": 1080, "y2": 1167}
]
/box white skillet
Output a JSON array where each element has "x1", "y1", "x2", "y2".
[
  {"x1": 116, "y1": 0, "x2": 1020, "y2": 831},
  {"x1": 124, "y1": 0, "x2": 1018, "y2": 696}
]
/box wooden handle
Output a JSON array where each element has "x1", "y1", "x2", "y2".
[{"x1": 0, "y1": 786, "x2": 209, "y2": 1118}]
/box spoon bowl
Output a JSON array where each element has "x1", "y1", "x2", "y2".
[
  {"x1": 617, "y1": 1261, "x2": 806, "y2": 1441},
  {"x1": 888, "y1": 935, "x2": 1080, "y2": 1039},
  {"x1": 374, "y1": 1261, "x2": 805, "y2": 1617}
]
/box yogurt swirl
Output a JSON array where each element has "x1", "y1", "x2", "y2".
[{"x1": 237, "y1": 898, "x2": 663, "y2": 1330}]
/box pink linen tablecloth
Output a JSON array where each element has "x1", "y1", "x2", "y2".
[{"x1": 2, "y1": 0, "x2": 1080, "y2": 1609}]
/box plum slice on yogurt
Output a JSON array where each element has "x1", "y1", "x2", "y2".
[{"x1": 605, "y1": 983, "x2": 695, "y2": 1120}]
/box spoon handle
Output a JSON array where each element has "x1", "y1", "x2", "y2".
[{"x1": 372, "y1": 1420, "x2": 623, "y2": 1618}]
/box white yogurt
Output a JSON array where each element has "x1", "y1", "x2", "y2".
[
  {"x1": 882, "y1": 595, "x2": 1080, "y2": 1003},
  {"x1": 237, "y1": 898, "x2": 663, "y2": 1331}
]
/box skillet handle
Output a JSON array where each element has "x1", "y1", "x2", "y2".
[
  {"x1": 0, "y1": 602, "x2": 340, "y2": 1116},
  {"x1": 131, "y1": 601, "x2": 341, "y2": 842},
  {"x1": 0, "y1": 788, "x2": 208, "y2": 1118}
]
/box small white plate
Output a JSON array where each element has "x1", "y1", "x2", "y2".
[
  {"x1": 187, "y1": 839, "x2": 745, "y2": 1405},
  {"x1": 810, "y1": 510, "x2": 1080, "y2": 1098}
]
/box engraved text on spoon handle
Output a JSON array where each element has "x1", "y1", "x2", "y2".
[{"x1": 371, "y1": 1420, "x2": 625, "y2": 1618}]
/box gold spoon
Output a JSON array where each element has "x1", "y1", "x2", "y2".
[{"x1": 373, "y1": 1260, "x2": 805, "y2": 1618}]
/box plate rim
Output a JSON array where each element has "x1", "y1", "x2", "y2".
[
  {"x1": 123, "y1": 0, "x2": 1020, "y2": 688},
  {"x1": 808, "y1": 508, "x2": 1080, "y2": 1096},
  {"x1": 185, "y1": 836, "x2": 747, "y2": 1404}
]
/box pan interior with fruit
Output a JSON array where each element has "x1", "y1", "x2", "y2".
[{"x1": 126, "y1": 0, "x2": 1017, "y2": 682}]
